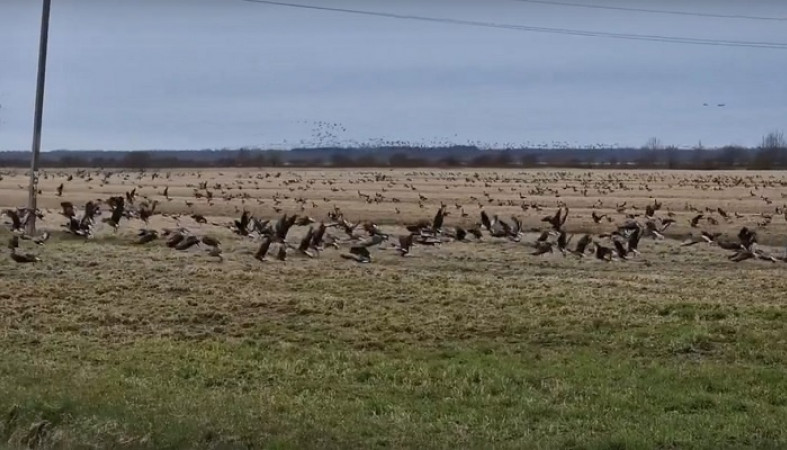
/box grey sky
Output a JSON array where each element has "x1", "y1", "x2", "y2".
[{"x1": 1, "y1": 0, "x2": 786, "y2": 150}]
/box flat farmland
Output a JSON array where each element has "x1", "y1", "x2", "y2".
[{"x1": 1, "y1": 168, "x2": 786, "y2": 449}]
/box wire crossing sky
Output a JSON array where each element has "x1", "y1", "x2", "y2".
[
  {"x1": 0, "y1": 0, "x2": 785, "y2": 150},
  {"x1": 240, "y1": 0, "x2": 787, "y2": 49},
  {"x1": 508, "y1": 0, "x2": 787, "y2": 22}
]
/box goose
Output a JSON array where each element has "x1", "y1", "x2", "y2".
[
  {"x1": 20, "y1": 232, "x2": 50, "y2": 246},
  {"x1": 737, "y1": 227, "x2": 757, "y2": 248},
  {"x1": 139, "y1": 201, "x2": 158, "y2": 224},
  {"x1": 644, "y1": 220, "x2": 664, "y2": 239},
  {"x1": 232, "y1": 210, "x2": 251, "y2": 236},
  {"x1": 8, "y1": 237, "x2": 40, "y2": 263},
  {"x1": 254, "y1": 237, "x2": 272, "y2": 261},
  {"x1": 405, "y1": 219, "x2": 431, "y2": 234},
  {"x1": 276, "y1": 244, "x2": 287, "y2": 261},
  {"x1": 275, "y1": 214, "x2": 298, "y2": 242},
  {"x1": 432, "y1": 205, "x2": 447, "y2": 232},
  {"x1": 294, "y1": 216, "x2": 315, "y2": 227},
  {"x1": 594, "y1": 243, "x2": 614, "y2": 261},
  {"x1": 3, "y1": 209, "x2": 22, "y2": 232},
  {"x1": 467, "y1": 225, "x2": 483, "y2": 240},
  {"x1": 10, "y1": 251, "x2": 40, "y2": 264},
  {"x1": 480, "y1": 210, "x2": 493, "y2": 232},
  {"x1": 531, "y1": 241, "x2": 554, "y2": 256},
  {"x1": 556, "y1": 231, "x2": 572, "y2": 255},
  {"x1": 454, "y1": 226, "x2": 467, "y2": 242},
  {"x1": 627, "y1": 225, "x2": 642, "y2": 255},
  {"x1": 613, "y1": 239, "x2": 628, "y2": 260},
  {"x1": 572, "y1": 234, "x2": 592, "y2": 257},
  {"x1": 201, "y1": 236, "x2": 221, "y2": 248},
  {"x1": 102, "y1": 196, "x2": 125, "y2": 231},
  {"x1": 508, "y1": 216, "x2": 523, "y2": 241},
  {"x1": 689, "y1": 214, "x2": 703, "y2": 228},
  {"x1": 310, "y1": 222, "x2": 328, "y2": 250},
  {"x1": 535, "y1": 230, "x2": 551, "y2": 243},
  {"x1": 60, "y1": 202, "x2": 75, "y2": 218},
  {"x1": 342, "y1": 245, "x2": 372, "y2": 263},
  {"x1": 135, "y1": 229, "x2": 159, "y2": 245},
  {"x1": 728, "y1": 247, "x2": 755, "y2": 263},
  {"x1": 541, "y1": 207, "x2": 568, "y2": 232},
  {"x1": 166, "y1": 230, "x2": 187, "y2": 248},
  {"x1": 206, "y1": 245, "x2": 223, "y2": 262},
  {"x1": 175, "y1": 235, "x2": 200, "y2": 251},
  {"x1": 358, "y1": 234, "x2": 387, "y2": 249},
  {"x1": 297, "y1": 227, "x2": 316, "y2": 258},
  {"x1": 396, "y1": 234, "x2": 414, "y2": 256}
]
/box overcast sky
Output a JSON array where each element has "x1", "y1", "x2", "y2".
[{"x1": 1, "y1": 0, "x2": 786, "y2": 150}]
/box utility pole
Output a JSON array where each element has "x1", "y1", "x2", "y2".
[{"x1": 27, "y1": 0, "x2": 52, "y2": 235}]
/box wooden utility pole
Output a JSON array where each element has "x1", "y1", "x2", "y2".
[{"x1": 27, "y1": 0, "x2": 52, "y2": 235}]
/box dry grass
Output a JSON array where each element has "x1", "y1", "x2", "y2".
[{"x1": 1, "y1": 168, "x2": 786, "y2": 449}]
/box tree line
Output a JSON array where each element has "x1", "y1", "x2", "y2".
[{"x1": 0, "y1": 132, "x2": 784, "y2": 170}]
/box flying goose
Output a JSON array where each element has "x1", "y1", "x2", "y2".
[
  {"x1": 166, "y1": 229, "x2": 188, "y2": 248},
  {"x1": 102, "y1": 196, "x2": 125, "y2": 231},
  {"x1": 138, "y1": 200, "x2": 158, "y2": 224},
  {"x1": 572, "y1": 234, "x2": 592, "y2": 257},
  {"x1": 342, "y1": 245, "x2": 372, "y2": 263},
  {"x1": 626, "y1": 225, "x2": 642, "y2": 255},
  {"x1": 254, "y1": 237, "x2": 272, "y2": 261},
  {"x1": 175, "y1": 235, "x2": 200, "y2": 251},
  {"x1": 134, "y1": 229, "x2": 159, "y2": 245},
  {"x1": 591, "y1": 211, "x2": 607, "y2": 224},
  {"x1": 594, "y1": 243, "x2": 614, "y2": 261},
  {"x1": 396, "y1": 233, "x2": 414, "y2": 256},
  {"x1": 467, "y1": 225, "x2": 483, "y2": 240},
  {"x1": 232, "y1": 210, "x2": 251, "y2": 236},
  {"x1": 297, "y1": 227, "x2": 316, "y2": 258},
  {"x1": 531, "y1": 241, "x2": 554, "y2": 256},
  {"x1": 201, "y1": 236, "x2": 221, "y2": 248},
  {"x1": 541, "y1": 207, "x2": 569, "y2": 231},
  {"x1": 8, "y1": 237, "x2": 40, "y2": 263},
  {"x1": 613, "y1": 239, "x2": 629, "y2": 260},
  {"x1": 555, "y1": 231, "x2": 573, "y2": 255},
  {"x1": 689, "y1": 214, "x2": 703, "y2": 228},
  {"x1": 294, "y1": 216, "x2": 315, "y2": 227},
  {"x1": 20, "y1": 231, "x2": 50, "y2": 245},
  {"x1": 432, "y1": 205, "x2": 447, "y2": 232},
  {"x1": 454, "y1": 226, "x2": 467, "y2": 242},
  {"x1": 3, "y1": 209, "x2": 22, "y2": 232},
  {"x1": 276, "y1": 244, "x2": 287, "y2": 261}
]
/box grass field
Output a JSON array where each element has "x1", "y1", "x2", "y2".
[{"x1": 1, "y1": 168, "x2": 787, "y2": 449}]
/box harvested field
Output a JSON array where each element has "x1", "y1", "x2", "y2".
[{"x1": 1, "y1": 168, "x2": 786, "y2": 449}]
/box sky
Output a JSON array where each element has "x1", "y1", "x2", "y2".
[{"x1": 1, "y1": 0, "x2": 786, "y2": 151}]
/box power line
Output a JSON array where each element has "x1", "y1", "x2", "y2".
[
  {"x1": 510, "y1": 0, "x2": 787, "y2": 22},
  {"x1": 240, "y1": 0, "x2": 787, "y2": 50}
]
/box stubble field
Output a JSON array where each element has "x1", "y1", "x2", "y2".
[{"x1": 1, "y1": 168, "x2": 786, "y2": 449}]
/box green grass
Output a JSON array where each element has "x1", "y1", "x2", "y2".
[{"x1": 1, "y1": 233, "x2": 786, "y2": 449}]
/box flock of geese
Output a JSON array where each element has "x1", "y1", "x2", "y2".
[
  {"x1": 2, "y1": 168, "x2": 787, "y2": 266},
  {"x1": 3, "y1": 192, "x2": 785, "y2": 265}
]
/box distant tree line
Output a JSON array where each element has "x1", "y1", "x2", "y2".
[{"x1": 1, "y1": 132, "x2": 785, "y2": 170}]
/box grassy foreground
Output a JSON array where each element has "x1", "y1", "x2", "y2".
[{"x1": 1, "y1": 234, "x2": 786, "y2": 449}]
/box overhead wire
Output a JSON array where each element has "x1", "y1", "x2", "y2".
[
  {"x1": 239, "y1": 0, "x2": 787, "y2": 50},
  {"x1": 508, "y1": 0, "x2": 787, "y2": 22}
]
